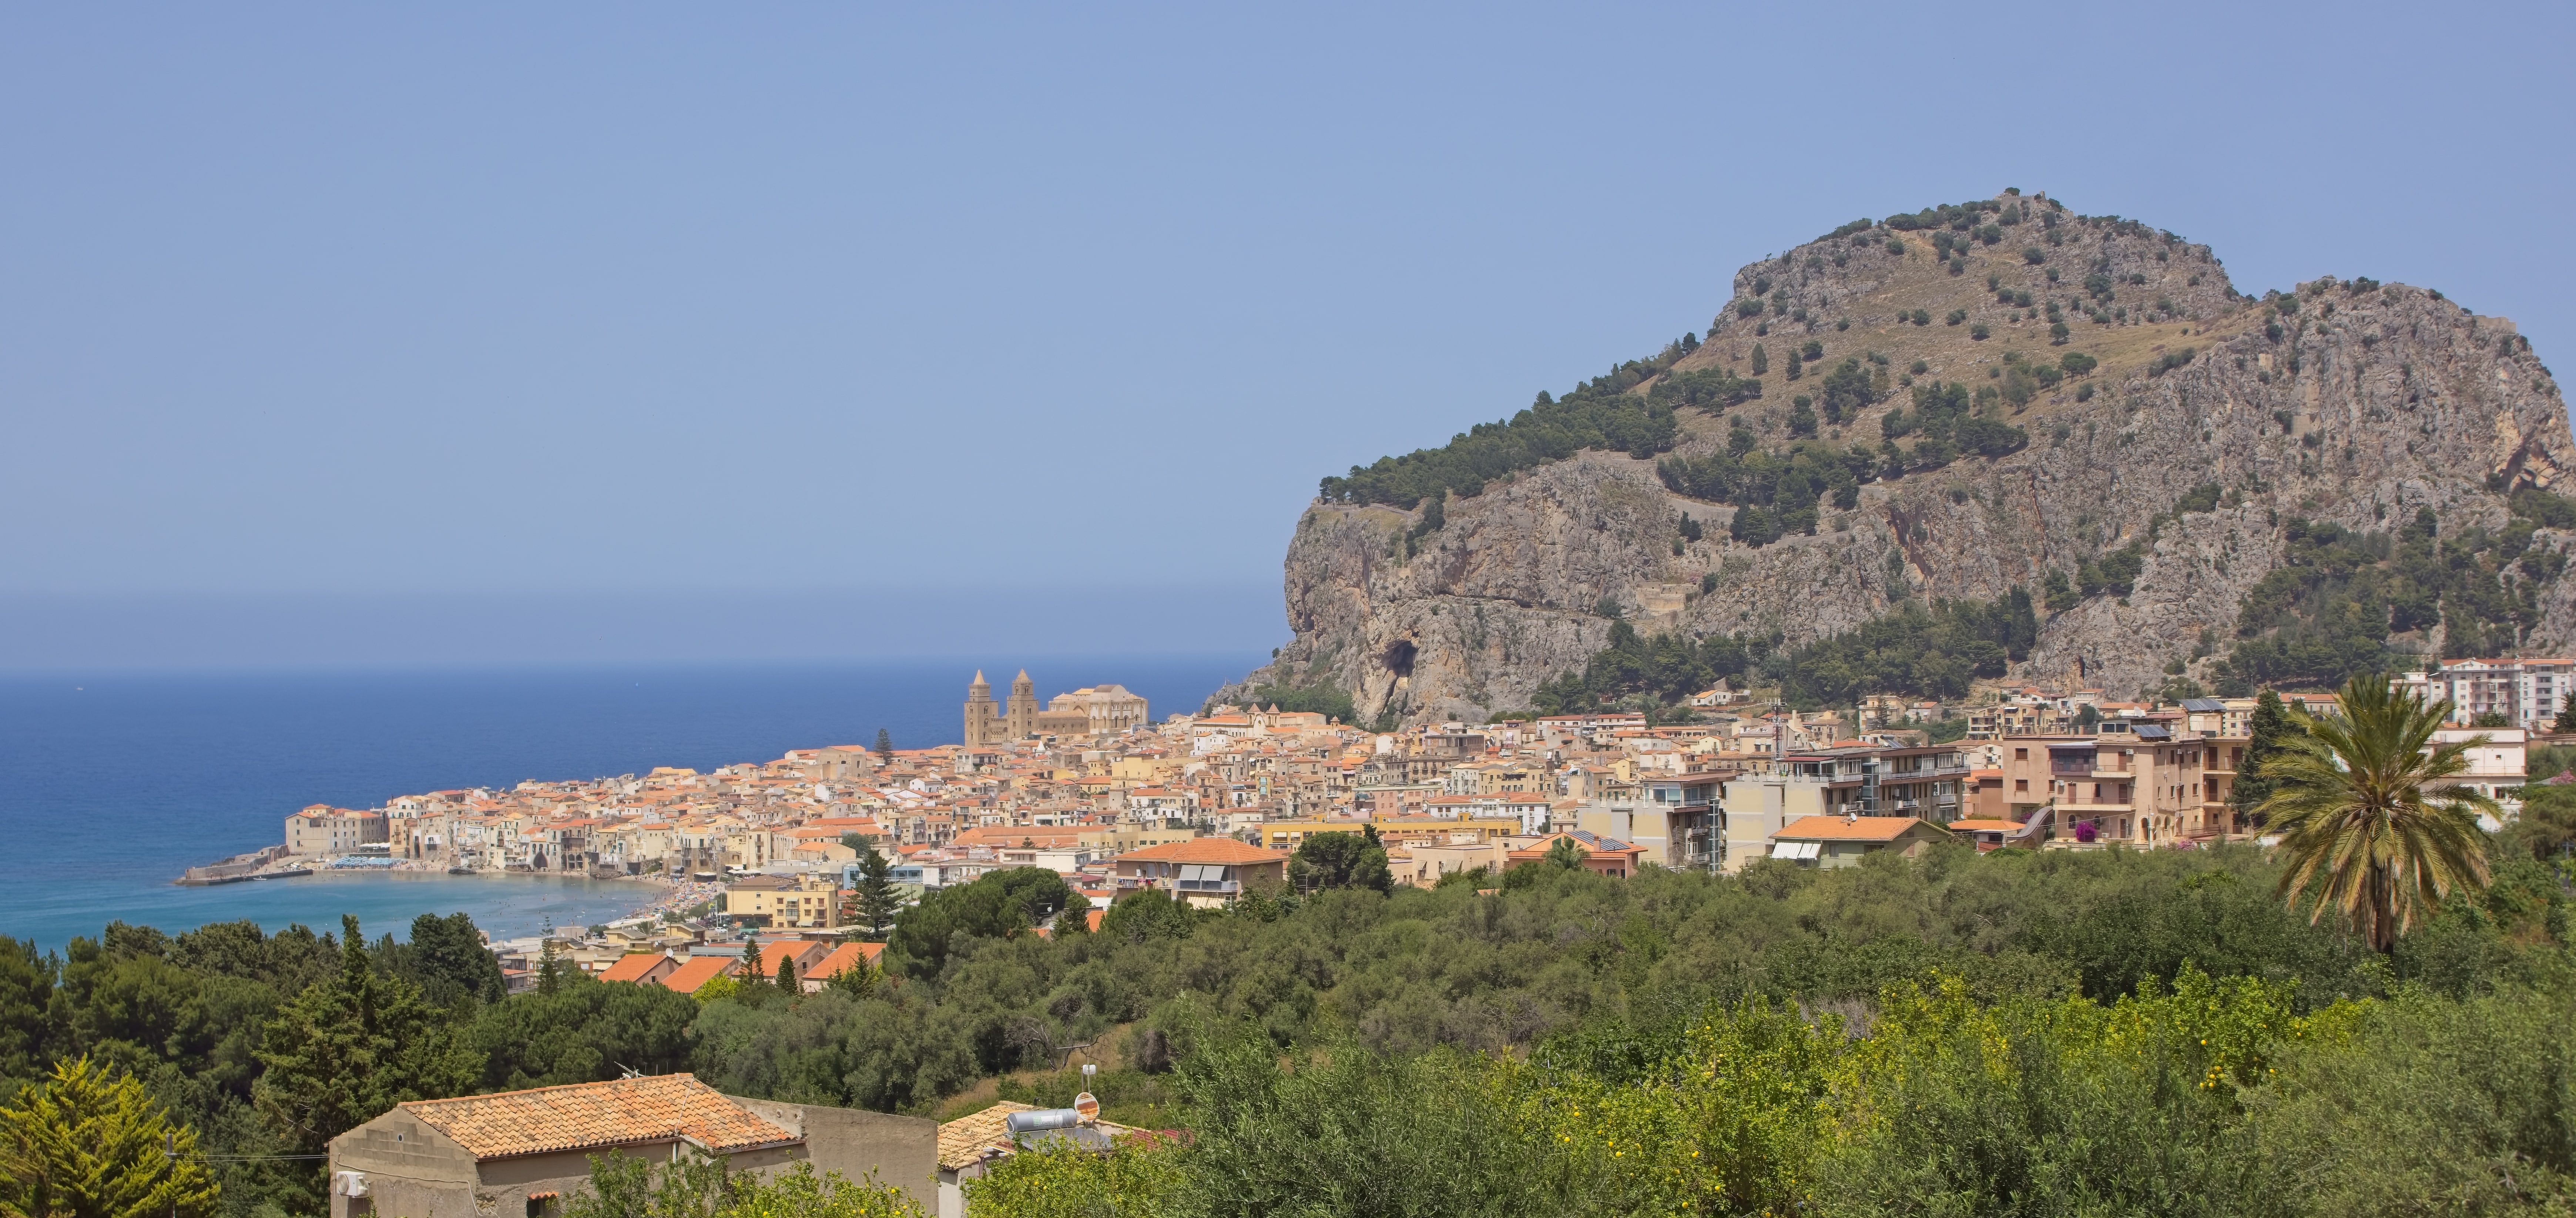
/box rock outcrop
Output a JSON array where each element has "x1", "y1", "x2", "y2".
[{"x1": 1220, "y1": 192, "x2": 2576, "y2": 722}]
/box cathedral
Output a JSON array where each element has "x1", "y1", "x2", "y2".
[{"x1": 964, "y1": 670, "x2": 1148, "y2": 745}]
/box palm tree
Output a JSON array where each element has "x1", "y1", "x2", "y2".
[{"x1": 2256, "y1": 672, "x2": 2497, "y2": 953}]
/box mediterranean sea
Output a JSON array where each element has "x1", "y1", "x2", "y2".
[{"x1": 0, "y1": 655, "x2": 1254, "y2": 954}]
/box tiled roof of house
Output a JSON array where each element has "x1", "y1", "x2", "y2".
[
  {"x1": 399, "y1": 1074, "x2": 798, "y2": 1160},
  {"x1": 598, "y1": 953, "x2": 674, "y2": 983},
  {"x1": 1113, "y1": 838, "x2": 1287, "y2": 865},
  {"x1": 936, "y1": 1101, "x2": 1140, "y2": 1172},
  {"x1": 658, "y1": 956, "x2": 737, "y2": 994},
  {"x1": 1773, "y1": 814, "x2": 1953, "y2": 843},
  {"x1": 1504, "y1": 830, "x2": 1640, "y2": 862},
  {"x1": 806, "y1": 941, "x2": 883, "y2": 981},
  {"x1": 938, "y1": 1102, "x2": 1034, "y2": 1171}
]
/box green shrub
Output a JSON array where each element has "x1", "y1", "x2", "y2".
[
  {"x1": 1800, "y1": 340, "x2": 1824, "y2": 361},
  {"x1": 2023, "y1": 247, "x2": 2047, "y2": 265},
  {"x1": 1909, "y1": 359, "x2": 1929, "y2": 374},
  {"x1": 1945, "y1": 309, "x2": 1968, "y2": 326},
  {"x1": 1819, "y1": 359, "x2": 1875, "y2": 424},
  {"x1": 2076, "y1": 382, "x2": 2096, "y2": 402},
  {"x1": 1650, "y1": 368, "x2": 1764, "y2": 412},
  {"x1": 2148, "y1": 347, "x2": 2197, "y2": 376},
  {"x1": 1970, "y1": 324, "x2": 1990, "y2": 340},
  {"x1": 1910, "y1": 309, "x2": 1931, "y2": 326},
  {"x1": 1751, "y1": 344, "x2": 1768, "y2": 374},
  {"x1": 2059, "y1": 352, "x2": 2097, "y2": 375}
]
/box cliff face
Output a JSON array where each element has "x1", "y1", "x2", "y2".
[{"x1": 1221, "y1": 193, "x2": 2576, "y2": 723}]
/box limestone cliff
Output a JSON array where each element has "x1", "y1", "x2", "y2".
[{"x1": 1219, "y1": 192, "x2": 2576, "y2": 723}]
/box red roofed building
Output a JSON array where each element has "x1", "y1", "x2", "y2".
[
  {"x1": 326, "y1": 1074, "x2": 938, "y2": 1218},
  {"x1": 598, "y1": 953, "x2": 679, "y2": 986},
  {"x1": 752, "y1": 939, "x2": 834, "y2": 984},
  {"x1": 1503, "y1": 831, "x2": 1644, "y2": 879},
  {"x1": 1109, "y1": 838, "x2": 1289, "y2": 907},
  {"x1": 800, "y1": 942, "x2": 885, "y2": 993},
  {"x1": 657, "y1": 955, "x2": 737, "y2": 995},
  {"x1": 1766, "y1": 814, "x2": 1953, "y2": 868}
]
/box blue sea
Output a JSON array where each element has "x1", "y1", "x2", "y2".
[{"x1": 0, "y1": 655, "x2": 1253, "y2": 954}]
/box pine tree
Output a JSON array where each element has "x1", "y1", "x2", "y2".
[
  {"x1": 2232, "y1": 690, "x2": 2295, "y2": 824},
  {"x1": 873, "y1": 729, "x2": 894, "y2": 760},
  {"x1": 1750, "y1": 344, "x2": 1769, "y2": 375},
  {"x1": 535, "y1": 936, "x2": 563, "y2": 996},
  {"x1": 0, "y1": 1057, "x2": 220, "y2": 1218},
  {"x1": 774, "y1": 956, "x2": 796, "y2": 994},
  {"x1": 252, "y1": 916, "x2": 480, "y2": 1155},
  {"x1": 854, "y1": 847, "x2": 902, "y2": 942},
  {"x1": 826, "y1": 961, "x2": 878, "y2": 1000},
  {"x1": 738, "y1": 933, "x2": 765, "y2": 987}
]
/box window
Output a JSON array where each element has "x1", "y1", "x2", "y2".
[
  {"x1": 2014, "y1": 779, "x2": 2028, "y2": 792},
  {"x1": 2014, "y1": 748, "x2": 2029, "y2": 761}
]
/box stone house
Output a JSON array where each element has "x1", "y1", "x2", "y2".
[{"x1": 325, "y1": 1074, "x2": 935, "y2": 1218}]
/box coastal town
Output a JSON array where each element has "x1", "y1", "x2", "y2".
[{"x1": 183, "y1": 662, "x2": 2558, "y2": 993}]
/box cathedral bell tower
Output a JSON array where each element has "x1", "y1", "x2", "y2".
[
  {"x1": 963, "y1": 670, "x2": 998, "y2": 748},
  {"x1": 1006, "y1": 669, "x2": 1039, "y2": 739}
]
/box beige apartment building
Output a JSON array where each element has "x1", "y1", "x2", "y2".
[
  {"x1": 722, "y1": 873, "x2": 843, "y2": 930},
  {"x1": 285, "y1": 805, "x2": 388, "y2": 856},
  {"x1": 1998, "y1": 726, "x2": 2246, "y2": 846}
]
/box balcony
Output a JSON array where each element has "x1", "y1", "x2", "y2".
[{"x1": 1174, "y1": 879, "x2": 1240, "y2": 895}]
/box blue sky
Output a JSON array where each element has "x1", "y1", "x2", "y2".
[{"x1": 3, "y1": 2, "x2": 2570, "y2": 670}]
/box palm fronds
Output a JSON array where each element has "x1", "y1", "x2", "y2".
[{"x1": 2256, "y1": 672, "x2": 2496, "y2": 952}]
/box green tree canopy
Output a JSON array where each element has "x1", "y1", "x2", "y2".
[
  {"x1": 250, "y1": 916, "x2": 479, "y2": 1154},
  {"x1": 0, "y1": 1056, "x2": 219, "y2": 1218},
  {"x1": 1289, "y1": 830, "x2": 1392, "y2": 894},
  {"x1": 407, "y1": 912, "x2": 506, "y2": 1008},
  {"x1": 469, "y1": 970, "x2": 699, "y2": 1091},
  {"x1": 886, "y1": 868, "x2": 1073, "y2": 979}
]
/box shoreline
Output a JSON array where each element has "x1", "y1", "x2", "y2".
[{"x1": 234, "y1": 860, "x2": 718, "y2": 930}]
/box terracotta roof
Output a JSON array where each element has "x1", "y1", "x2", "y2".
[
  {"x1": 1946, "y1": 819, "x2": 2020, "y2": 833},
  {"x1": 658, "y1": 956, "x2": 737, "y2": 994},
  {"x1": 936, "y1": 1101, "x2": 1138, "y2": 1172},
  {"x1": 805, "y1": 941, "x2": 883, "y2": 981},
  {"x1": 599, "y1": 953, "x2": 675, "y2": 983},
  {"x1": 1113, "y1": 839, "x2": 1288, "y2": 865},
  {"x1": 400, "y1": 1074, "x2": 798, "y2": 1160},
  {"x1": 1773, "y1": 814, "x2": 1953, "y2": 843},
  {"x1": 752, "y1": 941, "x2": 830, "y2": 978},
  {"x1": 1504, "y1": 831, "x2": 1642, "y2": 861},
  {"x1": 938, "y1": 1102, "x2": 1034, "y2": 1171}
]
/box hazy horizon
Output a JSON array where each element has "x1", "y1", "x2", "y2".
[{"x1": 6, "y1": 2, "x2": 2571, "y2": 672}]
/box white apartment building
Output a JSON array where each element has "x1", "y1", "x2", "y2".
[
  {"x1": 2409, "y1": 659, "x2": 2576, "y2": 729},
  {"x1": 2429, "y1": 727, "x2": 2528, "y2": 807}
]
